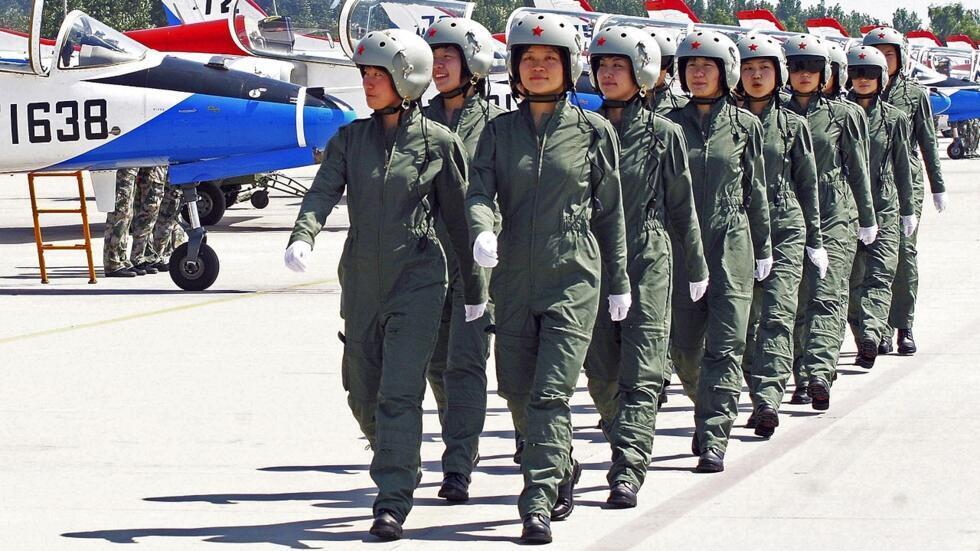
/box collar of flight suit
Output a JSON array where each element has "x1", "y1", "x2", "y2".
[
  {"x1": 598, "y1": 95, "x2": 645, "y2": 135},
  {"x1": 680, "y1": 94, "x2": 729, "y2": 131},
  {"x1": 518, "y1": 95, "x2": 571, "y2": 137}
]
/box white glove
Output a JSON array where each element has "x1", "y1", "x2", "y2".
[
  {"x1": 284, "y1": 241, "x2": 312, "y2": 272},
  {"x1": 900, "y1": 214, "x2": 918, "y2": 238},
  {"x1": 754, "y1": 257, "x2": 773, "y2": 281},
  {"x1": 933, "y1": 192, "x2": 948, "y2": 213},
  {"x1": 806, "y1": 246, "x2": 829, "y2": 280},
  {"x1": 858, "y1": 225, "x2": 878, "y2": 246},
  {"x1": 608, "y1": 293, "x2": 632, "y2": 322},
  {"x1": 689, "y1": 279, "x2": 708, "y2": 302},
  {"x1": 464, "y1": 302, "x2": 487, "y2": 322},
  {"x1": 473, "y1": 231, "x2": 498, "y2": 268}
]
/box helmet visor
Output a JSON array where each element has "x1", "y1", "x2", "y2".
[
  {"x1": 847, "y1": 66, "x2": 882, "y2": 81},
  {"x1": 788, "y1": 58, "x2": 825, "y2": 74}
]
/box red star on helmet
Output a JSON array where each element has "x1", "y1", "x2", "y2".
[
  {"x1": 428, "y1": 28, "x2": 437, "y2": 37},
  {"x1": 357, "y1": 45, "x2": 365, "y2": 56},
  {"x1": 749, "y1": 44, "x2": 758, "y2": 51},
  {"x1": 598, "y1": 36, "x2": 606, "y2": 46},
  {"x1": 878, "y1": 32, "x2": 886, "y2": 38},
  {"x1": 798, "y1": 42, "x2": 807, "y2": 49},
  {"x1": 691, "y1": 41, "x2": 701, "y2": 49},
  {"x1": 532, "y1": 26, "x2": 544, "y2": 37},
  {"x1": 858, "y1": 53, "x2": 866, "y2": 59}
]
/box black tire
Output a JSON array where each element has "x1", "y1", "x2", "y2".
[
  {"x1": 180, "y1": 182, "x2": 227, "y2": 226},
  {"x1": 169, "y1": 242, "x2": 220, "y2": 291},
  {"x1": 250, "y1": 190, "x2": 270, "y2": 209},
  {"x1": 948, "y1": 141, "x2": 965, "y2": 160}
]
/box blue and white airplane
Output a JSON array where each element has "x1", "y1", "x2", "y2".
[{"x1": 1, "y1": 0, "x2": 356, "y2": 290}]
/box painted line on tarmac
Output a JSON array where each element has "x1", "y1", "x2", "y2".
[
  {"x1": 0, "y1": 278, "x2": 337, "y2": 346},
  {"x1": 585, "y1": 326, "x2": 970, "y2": 550}
]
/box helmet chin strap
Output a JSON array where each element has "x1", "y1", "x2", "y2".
[
  {"x1": 524, "y1": 93, "x2": 566, "y2": 103},
  {"x1": 690, "y1": 94, "x2": 726, "y2": 105},
  {"x1": 745, "y1": 92, "x2": 774, "y2": 103},
  {"x1": 601, "y1": 93, "x2": 641, "y2": 109},
  {"x1": 374, "y1": 98, "x2": 412, "y2": 116},
  {"x1": 792, "y1": 89, "x2": 820, "y2": 98},
  {"x1": 438, "y1": 74, "x2": 475, "y2": 99},
  {"x1": 853, "y1": 90, "x2": 879, "y2": 100}
]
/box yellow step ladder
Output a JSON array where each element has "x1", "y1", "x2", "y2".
[{"x1": 27, "y1": 171, "x2": 97, "y2": 284}]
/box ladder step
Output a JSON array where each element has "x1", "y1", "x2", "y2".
[
  {"x1": 36, "y1": 208, "x2": 83, "y2": 214},
  {"x1": 42, "y1": 244, "x2": 89, "y2": 250}
]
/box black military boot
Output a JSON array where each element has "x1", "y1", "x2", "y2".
[
  {"x1": 438, "y1": 472, "x2": 470, "y2": 503},
  {"x1": 521, "y1": 513, "x2": 552, "y2": 544},
  {"x1": 754, "y1": 404, "x2": 779, "y2": 438},
  {"x1": 607, "y1": 480, "x2": 638, "y2": 508},
  {"x1": 745, "y1": 412, "x2": 758, "y2": 429},
  {"x1": 897, "y1": 329, "x2": 917, "y2": 355},
  {"x1": 879, "y1": 331, "x2": 894, "y2": 354},
  {"x1": 695, "y1": 448, "x2": 725, "y2": 473},
  {"x1": 808, "y1": 378, "x2": 830, "y2": 411},
  {"x1": 855, "y1": 338, "x2": 878, "y2": 369},
  {"x1": 790, "y1": 384, "x2": 812, "y2": 404},
  {"x1": 551, "y1": 460, "x2": 581, "y2": 521},
  {"x1": 369, "y1": 510, "x2": 403, "y2": 540}
]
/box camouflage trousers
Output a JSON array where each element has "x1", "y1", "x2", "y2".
[
  {"x1": 103, "y1": 168, "x2": 138, "y2": 272},
  {"x1": 151, "y1": 182, "x2": 187, "y2": 265},
  {"x1": 130, "y1": 167, "x2": 167, "y2": 267}
]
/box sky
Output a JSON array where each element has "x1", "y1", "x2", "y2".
[{"x1": 801, "y1": 0, "x2": 977, "y2": 26}]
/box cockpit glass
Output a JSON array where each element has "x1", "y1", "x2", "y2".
[
  {"x1": 57, "y1": 13, "x2": 147, "y2": 70},
  {"x1": 338, "y1": 0, "x2": 473, "y2": 58}
]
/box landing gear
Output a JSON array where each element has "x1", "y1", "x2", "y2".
[
  {"x1": 170, "y1": 185, "x2": 220, "y2": 291},
  {"x1": 180, "y1": 181, "x2": 226, "y2": 226}
]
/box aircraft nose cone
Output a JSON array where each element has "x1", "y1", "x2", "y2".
[{"x1": 301, "y1": 92, "x2": 356, "y2": 151}]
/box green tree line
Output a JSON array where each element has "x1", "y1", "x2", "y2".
[{"x1": 0, "y1": 0, "x2": 977, "y2": 43}]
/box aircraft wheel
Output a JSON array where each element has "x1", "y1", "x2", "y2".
[
  {"x1": 948, "y1": 140, "x2": 965, "y2": 160},
  {"x1": 169, "y1": 242, "x2": 219, "y2": 291},
  {"x1": 181, "y1": 182, "x2": 226, "y2": 226},
  {"x1": 251, "y1": 190, "x2": 270, "y2": 209}
]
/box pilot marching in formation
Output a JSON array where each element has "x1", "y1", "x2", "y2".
[{"x1": 285, "y1": 16, "x2": 949, "y2": 545}]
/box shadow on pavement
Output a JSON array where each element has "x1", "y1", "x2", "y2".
[
  {"x1": 0, "y1": 287, "x2": 249, "y2": 295},
  {"x1": 62, "y1": 515, "x2": 376, "y2": 547}
]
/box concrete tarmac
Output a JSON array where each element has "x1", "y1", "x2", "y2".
[{"x1": 1, "y1": 148, "x2": 979, "y2": 550}]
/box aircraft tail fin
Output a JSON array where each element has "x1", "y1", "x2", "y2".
[{"x1": 645, "y1": 0, "x2": 699, "y2": 24}]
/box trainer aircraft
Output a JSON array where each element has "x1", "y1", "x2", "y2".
[{"x1": 0, "y1": 0, "x2": 356, "y2": 291}]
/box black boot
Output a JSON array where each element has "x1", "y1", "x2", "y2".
[
  {"x1": 808, "y1": 378, "x2": 830, "y2": 411},
  {"x1": 695, "y1": 448, "x2": 725, "y2": 473},
  {"x1": 105, "y1": 268, "x2": 137, "y2": 278},
  {"x1": 897, "y1": 329, "x2": 917, "y2": 355},
  {"x1": 745, "y1": 412, "x2": 758, "y2": 429},
  {"x1": 438, "y1": 472, "x2": 470, "y2": 503},
  {"x1": 607, "y1": 480, "x2": 638, "y2": 508},
  {"x1": 513, "y1": 435, "x2": 525, "y2": 465},
  {"x1": 879, "y1": 332, "x2": 894, "y2": 355},
  {"x1": 550, "y1": 460, "x2": 581, "y2": 521},
  {"x1": 369, "y1": 510, "x2": 403, "y2": 540},
  {"x1": 855, "y1": 338, "x2": 878, "y2": 369},
  {"x1": 790, "y1": 384, "x2": 812, "y2": 404},
  {"x1": 520, "y1": 513, "x2": 552, "y2": 544},
  {"x1": 754, "y1": 404, "x2": 779, "y2": 438}
]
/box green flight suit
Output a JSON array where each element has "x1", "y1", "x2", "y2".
[
  {"x1": 666, "y1": 99, "x2": 771, "y2": 454},
  {"x1": 881, "y1": 74, "x2": 946, "y2": 333},
  {"x1": 651, "y1": 84, "x2": 689, "y2": 115},
  {"x1": 742, "y1": 99, "x2": 822, "y2": 411},
  {"x1": 423, "y1": 93, "x2": 504, "y2": 480},
  {"x1": 289, "y1": 107, "x2": 486, "y2": 523},
  {"x1": 788, "y1": 95, "x2": 876, "y2": 388},
  {"x1": 585, "y1": 98, "x2": 706, "y2": 488},
  {"x1": 847, "y1": 96, "x2": 914, "y2": 346},
  {"x1": 467, "y1": 98, "x2": 629, "y2": 518}
]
